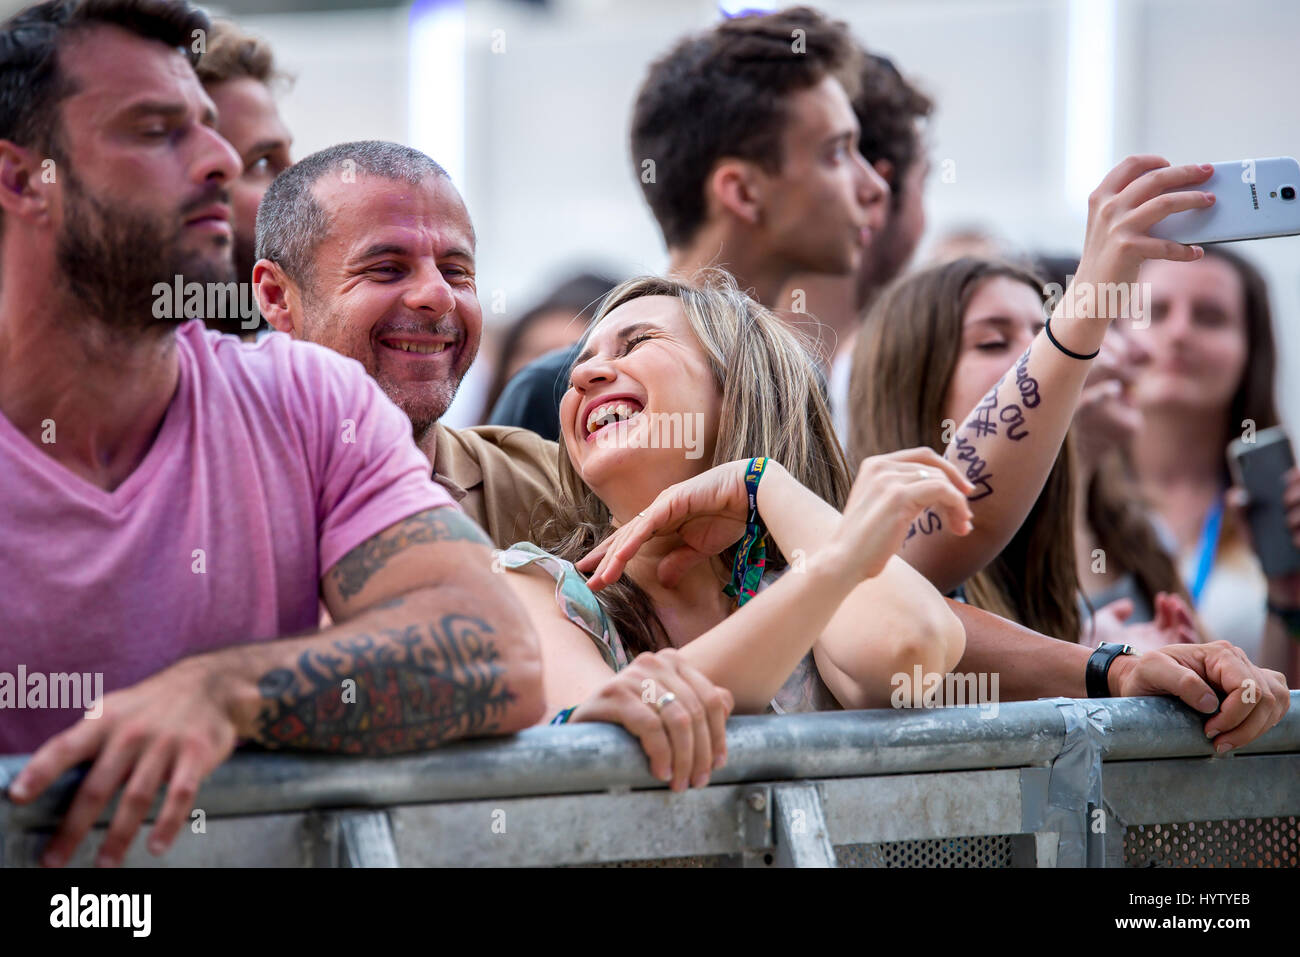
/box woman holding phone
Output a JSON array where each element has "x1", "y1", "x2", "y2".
[{"x1": 848, "y1": 256, "x2": 1199, "y2": 651}]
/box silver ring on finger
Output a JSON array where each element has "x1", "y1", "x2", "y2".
[{"x1": 654, "y1": 692, "x2": 677, "y2": 713}]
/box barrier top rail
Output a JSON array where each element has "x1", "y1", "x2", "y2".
[{"x1": 1, "y1": 692, "x2": 1296, "y2": 831}]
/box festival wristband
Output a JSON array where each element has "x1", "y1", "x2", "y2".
[
  {"x1": 722, "y1": 457, "x2": 769, "y2": 608},
  {"x1": 1044, "y1": 314, "x2": 1100, "y2": 361},
  {"x1": 550, "y1": 706, "x2": 577, "y2": 725}
]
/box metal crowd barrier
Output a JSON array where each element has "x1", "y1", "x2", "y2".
[{"x1": 1, "y1": 692, "x2": 1296, "y2": 867}]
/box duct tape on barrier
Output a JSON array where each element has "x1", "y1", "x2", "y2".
[{"x1": 1020, "y1": 697, "x2": 1110, "y2": 867}]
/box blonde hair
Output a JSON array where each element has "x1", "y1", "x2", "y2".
[{"x1": 541, "y1": 271, "x2": 850, "y2": 656}]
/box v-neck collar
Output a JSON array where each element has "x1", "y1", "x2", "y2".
[{"x1": 0, "y1": 333, "x2": 192, "y2": 514}]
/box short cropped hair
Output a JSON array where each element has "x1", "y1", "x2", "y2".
[
  {"x1": 630, "y1": 6, "x2": 862, "y2": 249},
  {"x1": 195, "y1": 18, "x2": 282, "y2": 89},
  {"x1": 0, "y1": 0, "x2": 207, "y2": 159},
  {"x1": 855, "y1": 53, "x2": 933, "y2": 209},
  {"x1": 255, "y1": 140, "x2": 450, "y2": 289}
]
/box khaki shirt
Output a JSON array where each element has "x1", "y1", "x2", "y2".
[{"x1": 427, "y1": 423, "x2": 563, "y2": 549}]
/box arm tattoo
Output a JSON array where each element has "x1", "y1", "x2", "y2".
[
  {"x1": 999, "y1": 403, "x2": 1029, "y2": 440},
  {"x1": 1013, "y1": 347, "x2": 1041, "y2": 408},
  {"x1": 255, "y1": 613, "x2": 516, "y2": 754},
  {"x1": 328, "y1": 507, "x2": 491, "y2": 601},
  {"x1": 966, "y1": 385, "x2": 999, "y2": 438},
  {"x1": 941, "y1": 347, "x2": 1043, "y2": 519},
  {"x1": 903, "y1": 508, "x2": 943, "y2": 547},
  {"x1": 961, "y1": 353, "x2": 1037, "y2": 446},
  {"x1": 952, "y1": 435, "x2": 995, "y2": 501}
]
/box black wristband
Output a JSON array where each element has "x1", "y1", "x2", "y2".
[
  {"x1": 1085, "y1": 642, "x2": 1133, "y2": 698},
  {"x1": 1045, "y1": 315, "x2": 1101, "y2": 361}
]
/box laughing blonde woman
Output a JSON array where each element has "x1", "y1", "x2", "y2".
[{"x1": 495, "y1": 273, "x2": 972, "y2": 791}]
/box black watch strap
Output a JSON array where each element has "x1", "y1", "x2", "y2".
[{"x1": 1086, "y1": 642, "x2": 1134, "y2": 699}]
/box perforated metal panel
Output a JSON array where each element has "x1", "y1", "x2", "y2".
[
  {"x1": 835, "y1": 835, "x2": 1016, "y2": 868},
  {"x1": 1125, "y1": 817, "x2": 1300, "y2": 867},
  {"x1": 580, "y1": 838, "x2": 1023, "y2": 867}
]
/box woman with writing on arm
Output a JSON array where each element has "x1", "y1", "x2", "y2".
[
  {"x1": 888, "y1": 157, "x2": 1223, "y2": 595},
  {"x1": 848, "y1": 256, "x2": 1199, "y2": 653}
]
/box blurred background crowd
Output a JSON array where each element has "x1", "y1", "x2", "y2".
[{"x1": 57, "y1": 0, "x2": 1293, "y2": 429}]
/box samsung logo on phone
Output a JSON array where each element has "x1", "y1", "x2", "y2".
[{"x1": 1242, "y1": 160, "x2": 1260, "y2": 209}]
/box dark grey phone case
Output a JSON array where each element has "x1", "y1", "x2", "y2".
[{"x1": 1228, "y1": 427, "x2": 1300, "y2": 577}]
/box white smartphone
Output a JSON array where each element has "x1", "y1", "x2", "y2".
[
  {"x1": 1149, "y1": 156, "x2": 1300, "y2": 245},
  {"x1": 1227, "y1": 425, "x2": 1300, "y2": 578}
]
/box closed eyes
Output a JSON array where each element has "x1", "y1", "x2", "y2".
[{"x1": 623, "y1": 332, "x2": 653, "y2": 354}]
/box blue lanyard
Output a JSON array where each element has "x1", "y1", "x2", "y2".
[{"x1": 1189, "y1": 495, "x2": 1225, "y2": 607}]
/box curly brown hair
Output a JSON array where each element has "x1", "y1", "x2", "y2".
[
  {"x1": 630, "y1": 6, "x2": 863, "y2": 249},
  {"x1": 195, "y1": 18, "x2": 284, "y2": 90},
  {"x1": 854, "y1": 53, "x2": 933, "y2": 210}
]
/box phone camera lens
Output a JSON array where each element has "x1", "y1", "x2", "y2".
[{"x1": 1283, "y1": 186, "x2": 1297, "y2": 201}]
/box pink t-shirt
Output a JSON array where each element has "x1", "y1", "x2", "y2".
[{"x1": 0, "y1": 321, "x2": 456, "y2": 753}]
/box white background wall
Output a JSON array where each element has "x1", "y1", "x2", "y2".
[{"x1": 222, "y1": 0, "x2": 1298, "y2": 426}]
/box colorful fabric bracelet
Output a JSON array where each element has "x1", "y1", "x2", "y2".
[
  {"x1": 722, "y1": 456, "x2": 769, "y2": 608},
  {"x1": 550, "y1": 706, "x2": 577, "y2": 725}
]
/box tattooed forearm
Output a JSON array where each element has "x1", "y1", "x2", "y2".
[
  {"x1": 952, "y1": 435, "x2": 995, "y2": 501},
  {"x1": 328, "y1": 507, "x2": 492, "y2": 601},
  {"x1": 1013, "y1": 347, "x2": 1041, "y2": 408},
  {"x1": 967, "y1": 384, "x2": 999, "y2": 438},
  {"x1": 940, "y1": 348, "x2": 1050, "y2": 518},
  {"x1": 903, "y1": 507, "x2": 943, "y2": 547},
  {"x1": 255, "y1": 613, "x2": 516, "y2": 754},
  {"x1": 999, "y1": 403, "x2": 1028, "y2": 440},
  {"x1": 960, "y1": 349, "x2": 1039, "y2": 448}
]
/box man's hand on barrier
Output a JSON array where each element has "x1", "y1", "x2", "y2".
[
  {"x1": 1107, "y1": 640, "x2": 1289, "y2": 752},
  {"x1": 5, "y1": 655, "x2": 237, "y2": 868}
]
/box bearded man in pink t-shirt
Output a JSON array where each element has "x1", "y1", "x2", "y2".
[{"x1": 0, "y1": 0, "x2": 543, "y2": 867}]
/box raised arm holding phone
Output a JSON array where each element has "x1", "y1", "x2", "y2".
[{"x1": 899, "y1": 156, "x2": 1219, "y2": 593}]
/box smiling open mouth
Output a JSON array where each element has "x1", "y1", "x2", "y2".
[
  {"x1": 378, "y1": 337, "x2": 452, "y2": 355},
  {"x1": 586, "y1": 398, "x2": 644, "y2": 437}
]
